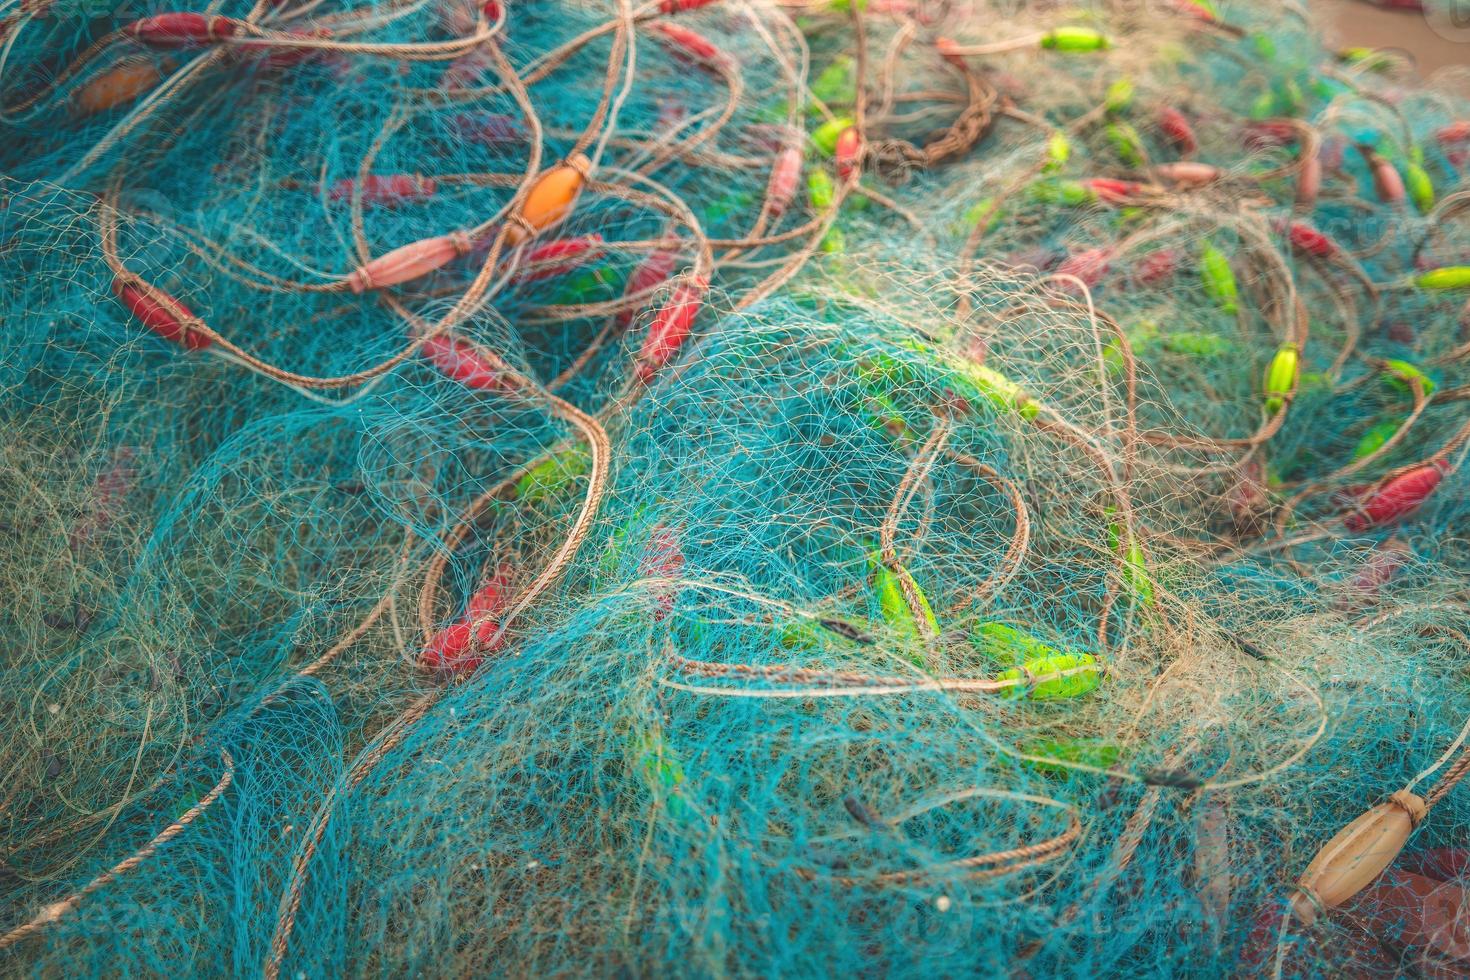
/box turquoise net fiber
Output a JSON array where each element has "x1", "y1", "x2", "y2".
[{"x1": 2, "y1": 1, "x2": 1470, "y2": 976}]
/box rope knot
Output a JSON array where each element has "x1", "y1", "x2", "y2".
[
  {"x1": 508, "y1": 214, "x2": 537, "y2": 239},
  {"x1": 1388, "y1": 789, "x2": 1426, "y2": 828},
  {"x1": 564, "y1": 152, "x2": 593, "y2": 182}
]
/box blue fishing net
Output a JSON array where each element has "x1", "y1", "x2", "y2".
[{"x1": 2, "y1": 1, "x2": 1469, "y2": 976}]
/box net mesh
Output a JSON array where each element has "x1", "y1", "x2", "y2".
[{"x1": 2, "y1": 0, "x2": 1470, "y2": 976}]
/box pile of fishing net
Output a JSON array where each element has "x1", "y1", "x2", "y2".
[{"x1": 3, "y1": 0, "x2": 1470, "y2": 975}]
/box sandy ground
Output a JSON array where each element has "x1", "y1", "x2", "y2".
[{"x1": 1317, "y1": 0, "x2": 1469, "y2": 73}]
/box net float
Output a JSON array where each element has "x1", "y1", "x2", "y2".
[
  {"x1": 1172, "y1": 0, "x2": 1221, "y2": 24},
  {"x1": 1106, "y1": 121, "x2": 1145, "y2": 166},
  {"x1": 1120, "y1": 537, "x2": 1153, "y2": 606},
  {"x1": 1416, "y1": 266, "x2": 1470, "y2": 289},
  {"x1": 1199, "y1": 242, "x2": 1238, "y2": 313},
  {"x1": 998, "y1": 651, "x2": 1100, "y2": 700},
  {"x1": 327, "y1": 174, "x2": 437, "y2": 207},
  {"x1": 1157, "y1": 106, "x2": 1198, "y2": 155},
  {"x1": 1040, "y1": 27, "x2": 1110, "y2": 52},
  {"x1": 419, "y1": 565, "x2": 516, "y2": 675},
  {"x1": 1043, "y1": 130, "x2": 1070, "y2": 171},
  {"x1": 1343, "y1": 462, "x2": 1446, "y2": 530},
  {"x1": 516, "y1": 449, "x2": 590, "y2": 503},
  {"x1": 1226, "y1": 456, "x2": 1269, "y2": 533},
  {"x1": 1338, "y1": 46, "x2": 1399, "y2": 72},
  {"x1": 1104, "y1": 77, "x2": 1133, "y2": 115},
  {"x1": 1020, "y1": 738, "x2": 1122, "y2": 776},
  {"x1": 648, "y1": 21, "x2": 728, "y2": 71},
  {"x1": 1027, "y1": 179, "x2": 1093, "y2": 207},
  {"x1": 956, "y1": 362, "x2": 1040, "y2": 420},
  {"x1": 971, "y1": 622, "x2": 1062, "y2": 667},
  {"x1": 112, "y1": 277, "x2": 211, "y2": 350},
  {"x1": 807, "y1": 169, "x2": 835, "y2": 211},
  {"x1": 1162, "y1": 331, "x2": 1232, "y2": 356},
  {"x1": 1113, "y1": 538, "x2": 1168, "y2": 610},
  {"x1": 124, "y1": 13, "x2": 238, "y2": 46},
  {"x1": 1083, "y1": 177, "x2": 1153, "y2": 204},
  {"x1": 869, "y1": 552, "x2": 939, "y2": 661},
  {"x1": 73, "y1": 58, "x2": 172, "y2": 115},
  {"x1": 1131, "y1": 248, "x2": 1178, "y2": 286},
  {"x1": 1353, "y1": 416, "x2": 1404, "y2": 460},
  {"x1": 1056, "y1": 247, "x2": 1112, "y2": 289},
  {"x1": 1285, "y1": 220, "x2": 1337, "y2": 258},
  {"x1": 1436, "y1": 121, "x2": 1470, "y2": 145},
  {"x1": 1296, "y1": 152, "x2": 1321, "y2": 207},
  {"x1": 780, "y1": 617, "x2": 874, "y2": 651},
  {"x1": 1242, "y1": 119, "x2": 1298, "y2": 150},
  {"x1": 811, "y1": 116, "x2": 852, "y2": 157},
  {"x1": 636, "y1": 276, "x2": 707, "y2": 380},
  {"x1": 347, "y1": 232, "x2": 472, "y2": 293},
  {"x1": 421, "y1": 333, "x2": 515, "y2": 392},
  {"x1": 633, "y1": 729, "x2": 687, "y2": 815},
  {"x1": 1345, "y1": 538, "x2": 1412, "y2": 600},
  {"x1": 659, "y1": 0, "x2": 721, "y2": 11},
  {"x1": 1290, "y1": 790, "x2": 1427, "y2": 926},
  {"x1": 834, "y1": 127, "x2": 861, "y2": 182},
  {"x1": 1263, "y1": 343, "x2": 1299, "y2": 415},
  {"x1": 639, "y1": 525, "x2": 684, "y2": 622},
  {"x1": 1382, "y1": 358, "x2": 1435, "y2": 397},
  {"x1": 514, "y1": 234, "x2": 604, "y2": 283},
  {"x1": 620, "y1": 249, "x2": 680, "y2": 326},
  {"x1": 1405, "y1": 159, "x2": 1435, "y2": 213},
  {"x1": 465, "y1": 563, "x2": 515, "y2": 625},
  {"x1": 1357, "y1": 145, "x2": 1405, "y2": 205},
  {"x1": 505, "y1": 154, "x2": 590, "y2": 245},
  {"x1": 418, "y1": 621, "x2": 486, "y2": 675},
  {"x1": 1154, "y1": 160, "x2": 1221, "y2": 187},
  {"x1": 765, "y1": 141, "x2": 803, "y2": 217}
]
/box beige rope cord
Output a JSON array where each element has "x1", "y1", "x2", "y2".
[{"x1": 797, "y1": 795, "x2": 1082, "y2": 889}]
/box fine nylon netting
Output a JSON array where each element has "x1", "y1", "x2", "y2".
[{"x1": 2, "y1": 0, "x2": 1470, "y2": 976}]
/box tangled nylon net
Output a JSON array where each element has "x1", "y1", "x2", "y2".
[{"x1": 2, "y1": 0, "x2": 1470, "y2": 975}]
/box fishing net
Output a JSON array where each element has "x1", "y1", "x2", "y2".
[{"x1": 2, "y1": 0, "x2": 1470, "y2": 975}]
